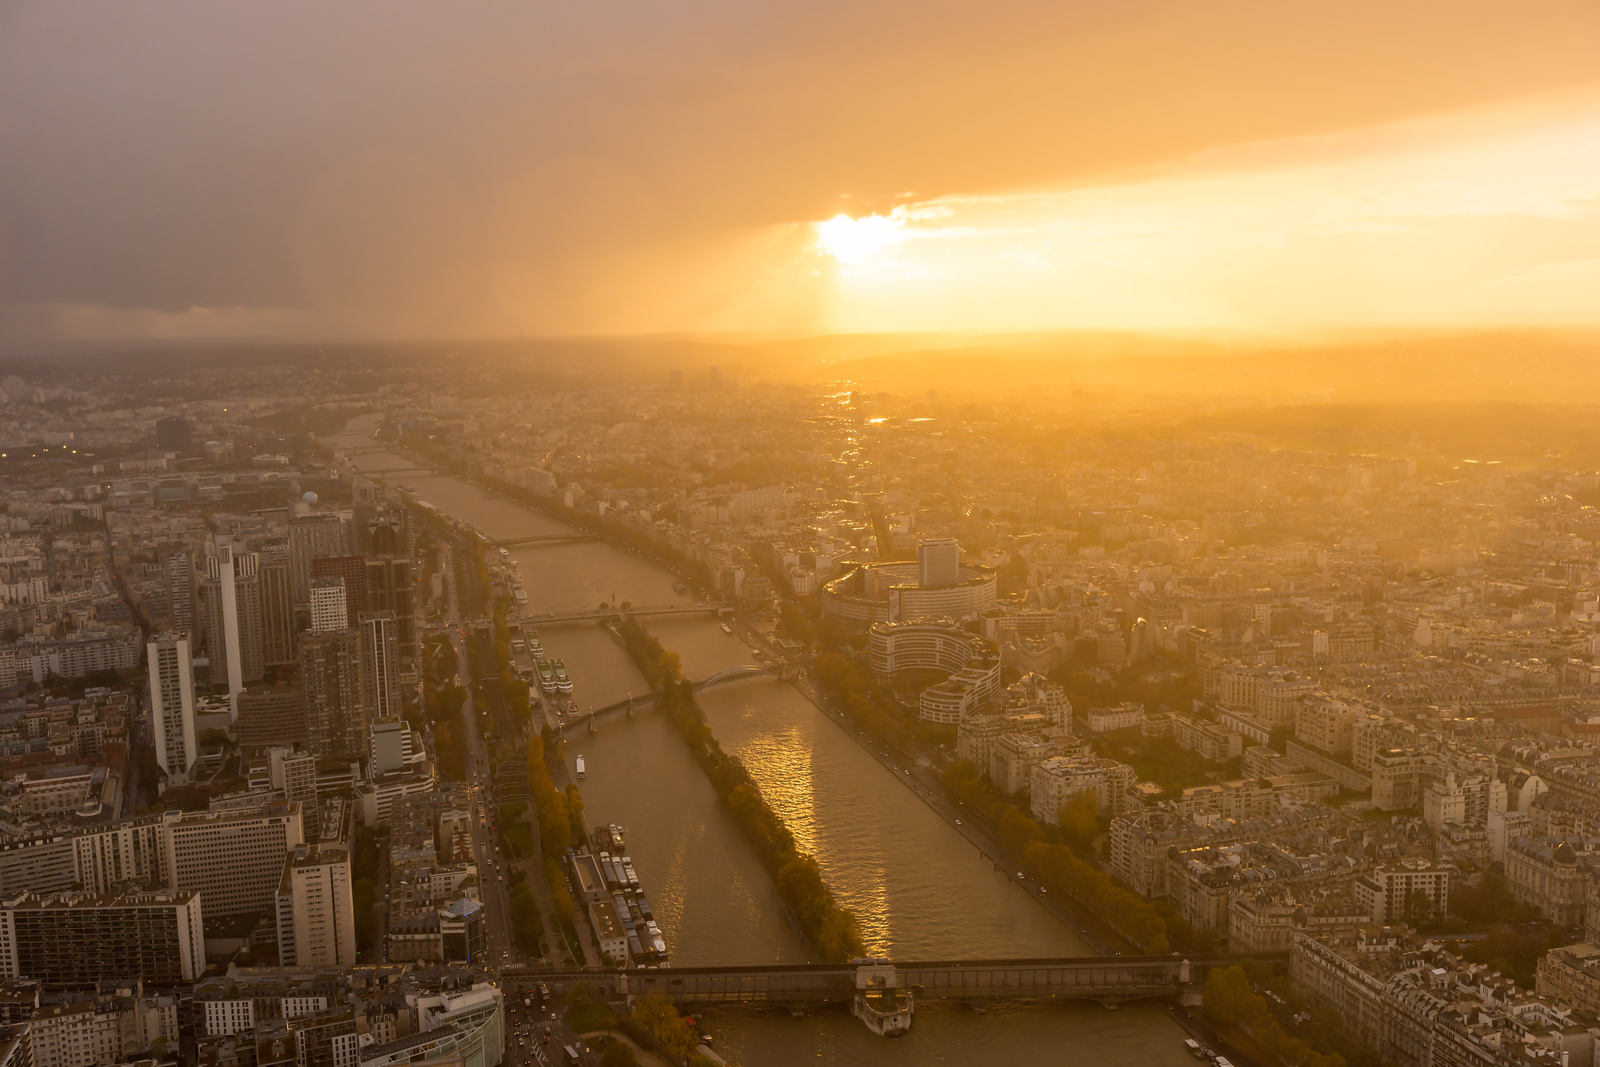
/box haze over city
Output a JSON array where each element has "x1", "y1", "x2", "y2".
[{"x1": 0, "y1": 4, "x2": 1599, "y2": 1067}]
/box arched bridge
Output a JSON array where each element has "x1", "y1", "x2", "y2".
[{"x1": 556, "y1": 664, "x2": 793, "y2": 737}]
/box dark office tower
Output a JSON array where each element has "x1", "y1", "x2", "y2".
[
  {"x1": 232, "y1": 550, "x2": 266, "y2": 685},
  {"x1": 154, "y1": 415, "x2": 194, "y2": 452},
  {"x1": 358, "y1": 611, "x2": 402, "y2": 726},
  {"x1": 289, "y1": 515, "x2": 348, "y2": 603},
  {"x1": 165, "y1": 550, "x2": 195, "y2": 634},
  {"x1": 237, "y1": 684, "x2": 308, "y2": 755},
  {"x1": 299, "y1": 628, "x2": 365, "y2": 759},
  {"x1": 365, "y1": 556, "x2": 417, "y2": 668},
  {"x1": 367, "y1": 517, "x2": 399, "y2": 556},
  {"x1": 311, "y1": 556, "x2": 368, "y2": 626},
  {"x1": 260, "y1": 545, "x2": 296, "y2": 666}
]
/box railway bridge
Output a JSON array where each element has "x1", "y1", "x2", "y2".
[{"x1": 503, "y1": 955, "x2": 1276, "y2": 1034}]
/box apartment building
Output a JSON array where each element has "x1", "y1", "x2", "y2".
[{"x1": 0, "y1": 889, "x2": 205, "y2": 987}]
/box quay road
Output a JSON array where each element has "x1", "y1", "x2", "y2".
[{"x1": 436, "y1": 543, "x2": 531, "y2": 972}]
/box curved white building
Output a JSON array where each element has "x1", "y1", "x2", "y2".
[
  {"x1": 825, "y1": 561, "x2": 998, "y2": 627},
  {"x1": 867, "y1": 620, "x2": 1002, "y2": 724}
]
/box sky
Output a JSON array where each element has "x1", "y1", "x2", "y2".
[{"x1": 0, "y1": 1, "x2": 1597, "y2": 344}]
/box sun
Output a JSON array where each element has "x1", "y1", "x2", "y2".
[{"x1": 815, "y1": 212, "x2": 906, "y2": 262}]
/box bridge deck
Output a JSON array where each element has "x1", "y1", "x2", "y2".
[{"x1": 502, "y1": 954, "x2": 1281, "y2": 1005}]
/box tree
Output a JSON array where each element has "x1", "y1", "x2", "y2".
[
  {"x1": 632, "y1": 992, "x2": 693, "y2": 1061},
  {"x1": 1204, "y1": 965, "x2": 1266, "y2": 1027},
  {"x1": 1057, "y1": 789, "x2": 1100, "y2": 854},
  {"x1": 600, "y1": 1043, "x2": 639, "y2": 1067},
  {"x1": 1405, "y1": 888, "x2": 1436, "y2": 924}
]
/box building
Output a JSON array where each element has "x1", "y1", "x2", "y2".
[
  {"x1": 1352, "y1": 859, "x2": 1451, "y2": 925},
  {"x1": 1173, "y1": 716, "x2": 1244, "y2": 763},
  {"x1": 0, "y1": 889, "x2": 205, "y2": 987},
  {"x1": 260, "y1": 545, "x2": 297, "y2": 667},
  {"x1": 311, "y1": 557, "x2": 369, "y2": 626},
  {"x1": 163, "y1": 805, "x2": 305, "y2": 919},
  {"x1": 365, "y1": 556, "x2": 418, "y2": 669},
  {"x1": 358, "y1": 612, "x2": 402, "y2": 727},
  {"x1": 822, "y1": 560, "x2": 998, "y2": 627},
  {"x1": 147, "y1": 633, "x2": 197, "y2": 789},
  {"x1": 289, "y1": 516, "x2": 348, "y2": 604},
  {"x1": 916, "y1": 538, "x2": 961, "y2": 590},
  {"x1": 359, "y1": 982, "x2": 503, "y2": 1067},
  {"x1": 1506, "y1": 837, "x2": 1600, "y2": 928},
  {"x1": 1535, "y1": 942, "x2": 1600, "y2": 1016},
  {"x1": 1371, "y1": 750, "x2": 1436, "y2": 811},
  {"x1": 238, "y1": 685, "x2": 309, "y2": 755},
  {"x1": 308, "y1": 580, "x2": 349, "y2": 635},
  {"x1": 369, "y1": 720, "x2": 412, "y2": 778},
  {"x1": 1294, "y1": 693, "x2": 1356, "y2": 757},
  {"x1": 1031, "y1": 755, "x2": 1136, "y2": 821},
  {"x1": 29, "y1": 997, "x2": 136, "y2": 1067},
  {"x1": 268, "y1": 748, "x2": 319, "y2": 819},
  {"x1": 1488, "y1": 808, "x2": 1533, "y2": 864},
  {"x1": 275, "y1": 846, "x2": 356, "y2": 968},
  {"x1": 1085, "y1": 702, "x2": 1144, "y2": 733},
  {"x1": 1422, "y1": 773, "x2": 1507, "y2": 835},
  {"x1": 300, "y1": 629, "x2": 365, "y2": 759}
]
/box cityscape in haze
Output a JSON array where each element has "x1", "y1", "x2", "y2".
[{"x1": 1, "y1": 3, "x2": 1600, "y2": 1067}]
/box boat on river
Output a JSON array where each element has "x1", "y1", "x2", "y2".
[
  {"x1": 537, "y1": 660, "x2": 557, "y2": 695},
  {"x1": 553, "y1": 659, "x2": 573, "y2": 693}
]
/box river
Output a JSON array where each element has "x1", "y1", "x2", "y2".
[{"x1": 326, "y1": 415, "x2": 1198, "y2": 1065}]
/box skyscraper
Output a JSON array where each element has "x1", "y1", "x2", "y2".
[
  {"x1": 365, "y1": 556, "x2": 418, "y2": 669},
  {"x1": 917, "y1": 537, "x2": 962, "y2": 589},
  {"x1": 300, "y1": 628, "x2": 364, "y2": 759},
  {"x1": 260, "y1": 544, "x2": 297, "y2": 667},
  {"x1": 164, "y1": 550, "x2": 194, "y2": 635},
  {"x1": 359, "y1": 611, "x2": 402, "y2": 725},
  {"x1": 147, "y1": 634, "x2": 196, "y2": 788},
  {"x1": 232, "y1": 549, "x2": 265, "y2": 686},
  {"x1": 289, "y1": 515, "x2": 348, "y2": 603}
]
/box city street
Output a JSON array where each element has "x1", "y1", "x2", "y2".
[{"x1": 439, "y1": 544, "x2": 530, "y2": 971}]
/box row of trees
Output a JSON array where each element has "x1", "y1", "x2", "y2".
[
  {"x1": 1205, "y1": 966, "x2": 1347, "y2": 1067},
  {"x1": 423, "y1": 634, "x2": 469, "y2": 780},
  {"x1": 524, "y1": 732, "x2": 580, "y2": 939},
  {"x1": 617, "y1": 619, "x2": 865, "y2": 962},
  {"x1": 941, "y1": 759, "x2": 1173, "y2": 952}
]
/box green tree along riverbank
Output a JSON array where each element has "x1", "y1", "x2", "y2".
[{"x1": 616, "y1": 618, "x2": 864, "y2": 962}]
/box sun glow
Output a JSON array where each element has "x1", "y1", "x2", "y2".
[{"x1": 815, "y1": 211, "x2": 908, "y2": 262}]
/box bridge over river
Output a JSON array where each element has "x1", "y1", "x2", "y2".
[
  {"x1": 556, "y1": 663, "x2": 798, "y2": 738},
  {"x1": 521, "y1": 602, "x2": 733, "y2": 627},
  {"x1": 504, "y1": 955, "x2": 1282, "y2": 1034}
]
